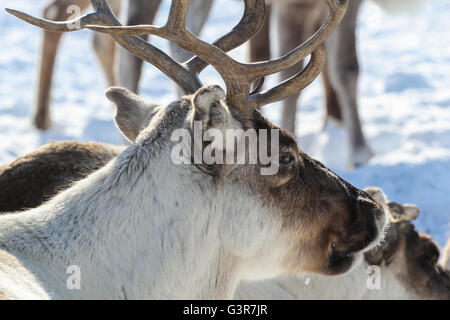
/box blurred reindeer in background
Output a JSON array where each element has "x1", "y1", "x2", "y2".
[
  {"x1": 255, "y1": 0, "x2": 372, "y2": 168},
  {"x1": 252, "y1": 0, "x2": 423, "y2": 168},
  {"x1": 36, "y1": 0, "x2": 120, "y2": 129}
]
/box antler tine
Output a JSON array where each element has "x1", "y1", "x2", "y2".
[
  {"x1": 8, "y1": 0, "x2": 346, "y2": 116},
  {"x1": 245, "y1": 0, "x2": 348, "y2": 81},
  {"x1": 86, "y1": 0, "x2": 260, "y2": 115},
  {"x1": 5, "y1": 7, "x2": 105, "y2": 33},
  {"x1": 248, "y1": 45, "x2": 326, "y2": 109},
  {"x1": 6, "y1": 0, "x2": 202, "y2": 94},
  {"x1": 247, "y1": 0, "x2": 348, "y2": 109},
  {"x1": 86, "y1": 0, "x2": 347, "y2": 115},
  {"x1": 186, "y1": 0, "x2": 266, "y2": 75}
]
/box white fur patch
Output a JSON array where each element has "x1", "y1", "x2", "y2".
[
  {"x1": 194, "y1": 85, "x2": 226, "y2": 113},
  {"x1": 402, "y1": 204, "x2": 420, "y2": 221}
]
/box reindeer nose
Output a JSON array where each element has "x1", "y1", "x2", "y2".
[
  {"x1": 341, "y1": 199, "x2": 387, "y2": 253},
  {"x1": 356, "y1": 198, "x2": 388, "y2": 251},
  {"x1": 368, "y1": 199, "x2": 387, "y2": 226}
]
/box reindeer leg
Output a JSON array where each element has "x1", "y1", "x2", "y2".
[
  {"x1": 92, "y1": 0, "x2": 121, "y2": 87},
  {"x1": 169, "y1": 0, "x2": 214, "y2": 97},
  {"x1": 35, "y1": 0, "x2": 90, "y2": 130},
  {"x1": 116, "y1": 0, "x2": 162, "y2": 93},
  {"x1": 93, "y1": 32, "x2": 118, "y2": 87},
  {"x1": 248, "y1": 4, "x2": 271, "y2": 94},
  {"x1": 322, "y1": 60, "x2": 342, "y2": 123},
  {"x1": 248, "y1": 4, "x2": 271, "y2": 63},
  {"x1": 324, "y1": 0, "x2": 373, "y2": 167},
  {"x1": 248, "y1": 4, "x2": 271, "y2": 93},
  {"x1": 275, "y1": 3, "x2": 315, "y2": 134}
]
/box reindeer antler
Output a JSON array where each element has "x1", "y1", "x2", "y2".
[
  {"x1": 7, "y1": 0, "x2": 348, "y2": 116},
  {"x1": 6, "y1": 0, "x2": 265, "y2": 96}
]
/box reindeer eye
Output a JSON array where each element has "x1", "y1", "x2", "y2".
[{"x1": 279, "y1": 153, "x2": 294, "y2": 165}]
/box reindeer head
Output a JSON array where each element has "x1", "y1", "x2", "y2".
[
  {"x1": 364, "y1": 187, "x2": 450, "y2": 299},
  {"x1": 103, "y1": 83, "x2": 387, "y2": 278},
  {"x1": 8, "y1": 0, "x2": 386, "y2": 278}
]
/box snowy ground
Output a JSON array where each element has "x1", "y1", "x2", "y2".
[{"x1": 0, "y1": 0, "x2": 449, "y2": 247}]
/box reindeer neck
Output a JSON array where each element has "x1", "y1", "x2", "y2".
[{"x1": 0, "y1": 104, "x2": 243, "y2": 299}]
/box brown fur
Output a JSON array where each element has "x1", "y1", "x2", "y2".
[{"x1": 0, "y1": 142, "x2": 122, "y2": 213}]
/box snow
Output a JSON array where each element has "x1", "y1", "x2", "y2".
[{"x1": 0, "y1": 0, "x2": 449, "y2": 247}]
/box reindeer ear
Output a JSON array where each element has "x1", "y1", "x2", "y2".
[
  {"x1": 387, "y1": 202, "x2": 420, "y2": 222},
  {"x1": 388, "y1": 201, "x2": 420, "y2": 222},
  {"x1": 105, "y1": 87, "x2": 159, "y2": 142},
  {"x1": 403, "y1": 204, "x2": 420, "y2": 221},
  {"x1": 192, "y1": 85, "x2": 237, "y2": 132}
]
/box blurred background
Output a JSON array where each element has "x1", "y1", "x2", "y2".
[{"x1": 0, "y1": 0, "x2": 449, "y2": 246}]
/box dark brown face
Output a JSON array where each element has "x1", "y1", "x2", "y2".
[
  {"x1": 365, "y1": 221, "x2": 450, "y2": 299},
  {"x1": 224, "y1": 111, "x2": 388, "y2": 276}
]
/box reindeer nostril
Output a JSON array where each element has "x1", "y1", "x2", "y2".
[{"x1": 360, "y1": 197, "x2": 388, "y2": 228}]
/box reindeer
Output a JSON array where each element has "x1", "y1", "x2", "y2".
[
  {"x1": 0, "y1": 143, "x2": 448, "y2": 299},
  {"x1": 234, "y1": 188, "x2": 450, "y2": 300},
  {"x1": 34, "y1": 0, "x2": 211, "y2": 129},
  {"x1": 1, "y1": 0, "x2": 387, "y2": 299}
]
